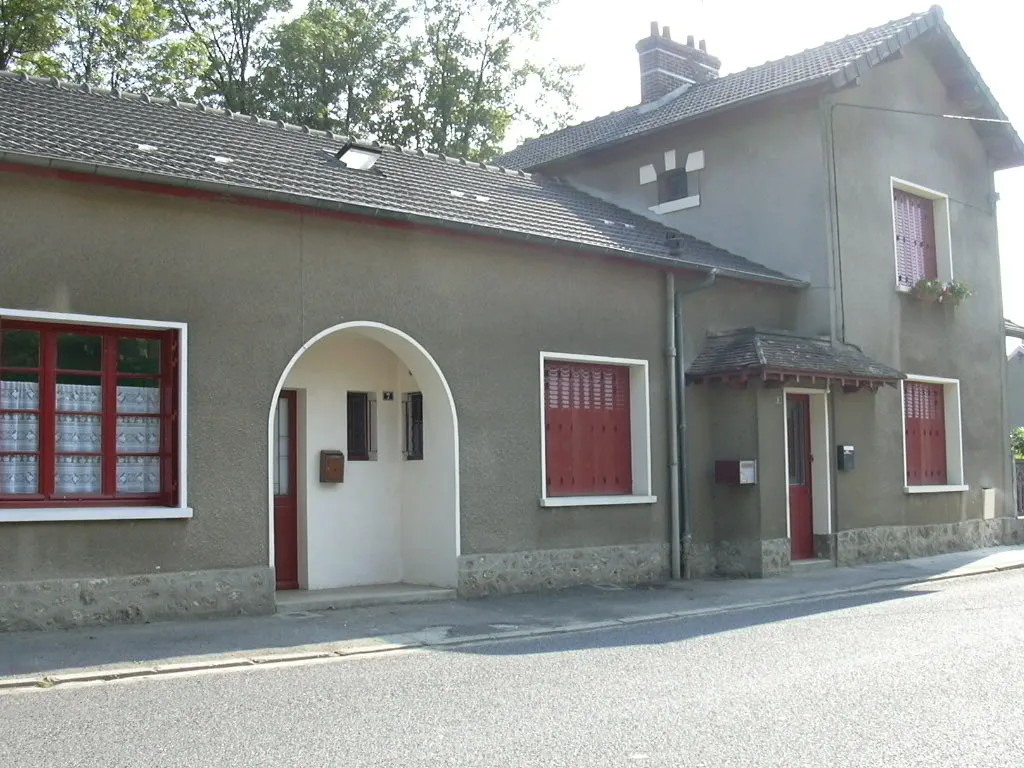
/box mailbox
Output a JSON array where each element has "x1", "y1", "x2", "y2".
[
  {"x1": 320, "y1": 450, "x2": 345, "y2": 483},
  {"x1": 714, "y1": 459, "x2": 758, "y2": 485},
  {"x1": 836, "y1": 445, "x2": 855, "y2": 471}
]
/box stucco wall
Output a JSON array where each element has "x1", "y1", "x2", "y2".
[
  {"x1": 549, "y1": 92, "x2": 832, "y2": 335},
  {"x1": 0, "y1": 172, "x2": 676, "y2": 584},
  {"x1": 828, "y1": 41, "x2": 1011, "y2": 527},
  {"x1": 1007, "y1": 351, "x2": 1024, "y2": 429}
]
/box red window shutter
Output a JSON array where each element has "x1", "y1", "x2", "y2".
[
  {"x1": 545, "y1": 362, "x2": 632, "y2": 496},
  {"x1": 894, "y1": 189, "x2": 938, "y2": 288},
  {"x1": 904, "y1": 382, "x2": 947, "y2": 485}
]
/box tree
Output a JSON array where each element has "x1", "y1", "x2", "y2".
[
  {"x1": 168, "y1": 0, "x2": 290, "y2": 113},
  {"x1": 0, "y1": 0, "x2": 63, "y2": 71},
  {"x1": 1012, "y1": 427, "x2": 1024, "y2": 460},
  {"x1": 408, "y1": 0, "x2": 578, "y2": 159},
  {"x1": 55, "y1": 0, "x2": 173, "y2": 90},
  {"x1": 259, "y1": 0, "x2": 413, "y2": 136}
]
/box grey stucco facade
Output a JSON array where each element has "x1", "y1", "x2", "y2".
[
  {"x1": 0, "y1": 172, "x2": 795, "y2": 629},
  {"x1": 522, "y1": 37, "x2": 1019, "y2": 574}
]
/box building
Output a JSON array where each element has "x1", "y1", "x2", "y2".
[{"x1": 1, "y1": 5, "x2": 1021, "y2": 631}]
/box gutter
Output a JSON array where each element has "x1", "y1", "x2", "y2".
[
  {"x1": 0, "y1": 151, "x2": 806, "y2": 289},
  {"x1": 668, "y1": 268, "x2": 718, "y2": 581}
]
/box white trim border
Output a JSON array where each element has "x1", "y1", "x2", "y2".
[
  {"x1": 900, "y1": 373, "x2": 966, "y2": 492},
  {"x1": 0, "y1": 307, "x2": 189, "y2": 523},
  {"x1": 539, "y1": 351, "x2": 656, "y2": 508}
]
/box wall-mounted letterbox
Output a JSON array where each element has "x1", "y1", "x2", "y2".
[
  {"x1": 320, "y1": 450, "x2": 345, "y2": 483},
  {"x1": 714, "y1": 459, "x2": 758, "y2": 486},
  {"x1": 837, "y1": 445, "x2": 855, "y2": 471}
]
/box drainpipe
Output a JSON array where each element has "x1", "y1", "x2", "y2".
[
  {"x1": 666, "y1": 272, "x2": 683, "y2": 580},
  {"x1": 673, "y1": 269, "x2": 718, "y2": 580}
]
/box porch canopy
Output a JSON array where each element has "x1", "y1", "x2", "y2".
[{"x1": 686, "y1": 328, "x2": 905, "y2": 391}]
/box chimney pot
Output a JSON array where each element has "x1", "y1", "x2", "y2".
[
  {"x1": 650, "y1": 21, "x2": 659, "y2": 37},
  {"x1": 686, "y1": 34, "x2": 695, "y2": 47},
  {"x1": 699, "y1": 39, "x2": 707, "y2": 52},
  {"x1": 637, "y1": 23, "x2": 722, "y2": 103},
  {"x1": 662, "y1": 25, "x2": 670, "y2": 39}
]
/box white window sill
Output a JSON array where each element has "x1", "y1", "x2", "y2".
[
  {"x1": 903, "y1": 485, "x2": 969, "y2": 495},
  {"x1": 540, "y1": 495, "x2": 658, "y2": 508},
  {"x1": 649, "y1": 195, "x2": 700, "y2": 215},
  {"x1": 0, "y1": 506, "x2": 193, "y2": 523}
]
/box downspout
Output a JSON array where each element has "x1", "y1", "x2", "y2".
[
  {"x1": 673, "y1": 268, "x2": 718, "y2": 580},
  {"x1": 666, "y1": 272, "x2": 682, "y2": 580}
]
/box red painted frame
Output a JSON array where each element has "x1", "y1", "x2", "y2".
[
  {"x1": 0, "y1": 319, "x2": 179, "y2": 507},
  {"x1": 544, "y1": 361, "x2": 632, "y2": 496},
  {"x1": 904, "y1": 381, "x2": 947, "y2": 486}
]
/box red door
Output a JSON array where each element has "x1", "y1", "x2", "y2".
[
  {"x1": 274, "y1": 390, "x2": 299, "y2": 590},
  {"x1": 787, "y1": 394, "x2": 814, "y2": 561}
]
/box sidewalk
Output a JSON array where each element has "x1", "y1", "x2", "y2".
[{"x1": 3, "y1": 545, "x2": 1024, "y2": 689}]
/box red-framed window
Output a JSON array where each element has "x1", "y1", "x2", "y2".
[
  {"x1": 894, "y1": 189, "x2": 938, "y2": 289},
  {"x1": 904, "y1": 381, "x2": 947, "y2": 486},
  {"x1": 0, "y1": 320, "x2": 180, "y2": 507},
  {"x1": 544, "y1": 361, "x2": 632, "y2": 496}
]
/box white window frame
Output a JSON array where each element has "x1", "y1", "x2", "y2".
[
  {"x1": 890, "y1": 177, "x2": 954, "y2": 291},
  {"x1": 0, "y1": 307, "x2": 191, "y2": 522},
  {"x1": 900, "y1": 374, "x2": 967, "y2": 494},
  {"x1": 538, "y1": 352, "x2": 656, "y2": 508}
]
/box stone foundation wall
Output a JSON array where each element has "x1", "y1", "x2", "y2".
[
  {"x1": 713, "y1": 540, "x2": 762, "y2": 578},
  {"x1": 0, "y1": 566, "x2": 275, "y2": 633},
  {"x1": 457, "y1": 543, "x2": 670, "y2": 597},
  {"x1": 761, "y1": 538, "x2": 791, "y2": 576},
  {"x1": 835, "y1": 518, "x2": 1015, "y2": 566},
  {"x1": 684, "y1": 539, "x2": 716, "y2": 579},
  {"x1": 813, "y1": 534, "x2": 836, "y2": 561}
]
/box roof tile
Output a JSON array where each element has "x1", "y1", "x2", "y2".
[{"x1": 0, "y1": 73, "x2": 799, "y2": 285}]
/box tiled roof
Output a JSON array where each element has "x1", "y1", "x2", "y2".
[
  {"x1": 0, "y1": 72, "x2": 800, "y2": 286},
  {"x1": 497, "y1": 7, "x2": 1024, "y2": 172},
  {"x1": 687, "y1": 328, "x2": 904, "y2": 384}
]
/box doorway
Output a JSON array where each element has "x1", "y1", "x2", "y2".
[
  {"x1": 268, "y1": 321, "x2": 460, "y2": 596},
  {"x1": 273, "y1": 390, "x2": 299, "y2": 590},
  {"x1": 786, "y1": 393, "x2": 814, "y2": 560}
]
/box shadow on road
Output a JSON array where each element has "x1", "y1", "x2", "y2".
[
  {"x1": 443, "y1": 587, "x2": 932, "y2": 656},
  {"x1": 0, "y1": 582, "x2": 935, "y2": 679}
]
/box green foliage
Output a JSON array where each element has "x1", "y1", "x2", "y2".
[
  {"x1": 258, "y1": 0, "x2": 413, "y2": 136},
  {"x1": 911, "y1": 278, "x2": 973, "y2": 306},
  {"x1": 0, "y1": 0, "x2": 64, "y2": 70},
  {"x1": 1012, "y1": 427, "x2": 1024, "y2": 460},
  {"x1": 7, "y1": 0, "x2": 578, "y2": 159}
]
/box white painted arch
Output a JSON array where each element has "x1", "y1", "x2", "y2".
[{"x1": 267, "y1": 321, "x2": 460, "y2": 588}]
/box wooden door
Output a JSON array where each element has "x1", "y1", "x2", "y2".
[
  {"x1": 786, "y1": 394, "x2": 814, "y2": 561},
  {"x1": 273, "y1": 390, "x2": 299, "y2": 590}
]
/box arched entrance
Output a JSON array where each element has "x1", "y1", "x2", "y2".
[{"x1": 267, "y1": 322, "x2": 459, "y2": 594}]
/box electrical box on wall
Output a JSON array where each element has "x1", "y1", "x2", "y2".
[
  {"x1": 837, "y1": 445, "x2": 855, "y2": 471},
  {"x1": 320, "y1": 450, "x2": 345, "y2": 483},
  {"x1": 714, "y1": 459, "x2": 758, "y2": 485}
]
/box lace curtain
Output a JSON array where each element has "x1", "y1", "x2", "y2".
[{"x1": 0, "y1": 381, "x2": 161, "y2": 496}]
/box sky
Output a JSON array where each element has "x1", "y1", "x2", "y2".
[{"x1": 520, "y1": 0, "x2": 1023, "y2": 343}]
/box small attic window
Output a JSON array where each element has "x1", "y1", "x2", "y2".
[
  {"x1": 136, "y1": 143, "x2": 158, "y2": 152},
  {"x1": 658, "y1": 169, "x2": 688, "y2": 204},
  {"x1": 211, "y1": 155, "x2": 233, "y2": 164}
]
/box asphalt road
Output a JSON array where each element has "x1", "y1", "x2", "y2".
[{"x1": 2, "y1": 571, "x2": 1023, "y2": 768}]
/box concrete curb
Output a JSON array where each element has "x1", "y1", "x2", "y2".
[{"x1": 3, "y1": 561, "x2": 1022, "y2": 692}]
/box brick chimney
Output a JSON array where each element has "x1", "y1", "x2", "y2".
[{"x1": 636, "y1": 21, "x2": 721, "y2": 104}]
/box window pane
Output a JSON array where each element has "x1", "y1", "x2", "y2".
[
  {"x1": 0, "y1": 454, "x2": 38, "y2": 494},
  {"x1": 56, "y1": 377, "x2": 102, "y2": 412},
  {"x1": 57, "y1": 333, "x2": 103, "y2": 371},
  {"x1": 275, "y1": 397, "x2": 290, "y2": 495},
  {"x1": 1, "y1": 375, "x2": 39, "y2": 410},
  {"x1": 117, "y1": 455, "x2": 161, "y2": 494},
  {"x1": 0, "y1": 330, "x2": 39, "y2": 368},
  {"x1": 117, "y1": 415, "x2": 161, "y2": 454},
  {"x1": 118, "y1": 338, "x2": 161, "y2": 375},
  {"x1": 0, "y1": 412, "x2": 38, "y2": 451},
  {"x1": 347, "y1": 392, "x2": 369, "y2": 460},
  {"x1": 55, "y1": 455, "x2": 101, "y2": 494},
  {"x1": 117, "y1": 378, "x2": 161, "y2": 414},
  {"x1": 56, "y1": 414, "x2": 102, "y2": 453}
]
